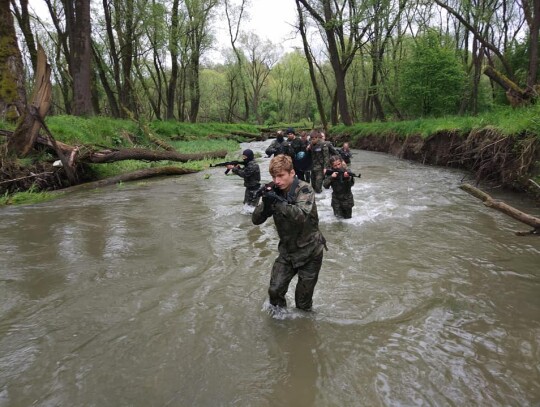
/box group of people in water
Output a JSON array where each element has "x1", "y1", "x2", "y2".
[
  {"x1": 226, "y1": 128, "x2": 356, "y2": 218},
  {"x1": 222, "y1": 128, "x2": 357, "y2": 313}
]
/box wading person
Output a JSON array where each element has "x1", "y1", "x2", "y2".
[
  {"x1": 265, "y1": 130, "x2": 293, "y2": 158},
  {"x1": 252, "y1": 155, "x2": 326, "y2": 311},
  {"x1": 338, "y1": 142, "x2": 352, "y2": 165},
  {"x1": 227, "y1": 149, "x2": 261, "y2": 206},
  {"x1": 306, "y1": 131, "x2": 330, "y2": 193},
  {"x1": 323, "y1": 155, "x2": 355, "y2": 219}
]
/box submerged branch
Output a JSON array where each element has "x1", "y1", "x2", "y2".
[{"x1": 460, "y1": 183, "x2": 540, "y2": 235}]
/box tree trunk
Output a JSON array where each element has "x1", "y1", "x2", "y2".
[
  {"x1": 296, "y1": 0, "x2": 328, "y2": 130},
  {"x1": 66, "y1": 0, "x2": 94, "y2": 116},
  {"x1": 0, "y1": 0, "x2": 27, "y2": 121},
  {"x1": 460, "y1": 183, "x2": 540, "y2": 234},
  {"x1": 483, "y1": 65, "x2": 531, "y2": 106},
  {"x1": 7, "y1": 45, "x2": 51, "y2": 157}
]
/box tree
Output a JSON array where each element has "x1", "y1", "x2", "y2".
[
  {"x1": 296, "y1": 0, "x2": 364, "y2": 126},
  {"x1": 399, "y1": 30, "x2": 466, "y2": 117},
  {"x1": 0, "y1": 0, "x2": 27, "y2": 122},
  {"x1": 64, "y1": 0, "x2": 94, "y2": 116}
]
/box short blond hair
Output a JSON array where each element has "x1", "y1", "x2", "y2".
[{"x1": 269, "y1": 154, "x2": 293, "y2": 176}]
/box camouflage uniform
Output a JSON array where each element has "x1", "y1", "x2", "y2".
[
  {"x1": 265, "y1": 139, "x2": 294, "y2": 158},
  {"x1": 310, "y1": 142, "x2": 330, "y2": 193},
  {"x1": 232, "y1": 160, "x2": 261, "y2": 206},
  {"x1": 252, "y1": 179, "x2": 326, "y2": 310},
  {"x1": 323, "y1": 169, "x2": 355, "y2": 218}
]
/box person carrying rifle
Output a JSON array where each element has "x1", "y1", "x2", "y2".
[
  {"x1": 323, "y1": 155, "x2": 355, "y2": 219},
  {"x1": 252, "y1": 155, "x2": 327, "y2": 312},
  {"x1": 227, "y1": 149, "x2": 261, "y2": 207},
  {"x1": 265, "y1": 130, "x2": 294, "y2": 158}
]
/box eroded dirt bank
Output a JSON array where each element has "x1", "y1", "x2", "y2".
[{"x1": 332, "y1": 129, "x2": 540, "y2": 201}]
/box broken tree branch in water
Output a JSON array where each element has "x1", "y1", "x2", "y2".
[{"x1": 460, "y1": 183, "x2": 540, "y2": 236}]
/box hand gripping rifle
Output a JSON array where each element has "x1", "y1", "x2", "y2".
[
  {"x1": 324, "y1": 168, "x2": 360, "y2": 182},
  {"x1": 210, "y1": 160, "x2": 245, "y2": 174},
  {"x1": 253, "y1": 182, "x2": 290, "y2": 204}
]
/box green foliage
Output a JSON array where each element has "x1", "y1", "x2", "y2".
[
  {"x1": 399, "y1": 30, "x2": 466, "y2": 117},
  {"x1": 0, "y1": 186, "x2": 56, "y2": 206},
  {"x1": 45, "y1": 116, "x2": 141, "y2": 146},
  {"x1": 148, "y1": 120, "x2": 259, "y2": 139},
  {"x1": 329, "y1": 105, "x2": 540, "y2": 140}
]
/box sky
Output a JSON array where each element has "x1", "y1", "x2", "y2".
[{"x1": 30, "y1": 0, "x2": 302, "y2": 61}]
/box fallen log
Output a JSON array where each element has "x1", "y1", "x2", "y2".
[
  {"x1": 54, "y1": 166, "x2": 197, "y2": 194},
  {"x1": 460, "y1": 183, "x2": 540, "y2": 235},
  {"x1": 83, "y1": 148, "x2": 227, "y2": 163},
  {"x1": 1, "y1": 130, "x2": 227, "y2": 164}
]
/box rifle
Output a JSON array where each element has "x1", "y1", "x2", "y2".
[
  {"x1": 324, "y1": 168, "x2": 360, "y2": 181},
  {"x1": 210, "y1": 160, "x2": 245, "y2": 174},
  {"x1": 253, "y1": 182, "x2": 290, "y2": 204}
]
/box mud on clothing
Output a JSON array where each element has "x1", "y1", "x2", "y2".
[{"x1": 252, "y1": 179, "x2": 326, "y2": 310}]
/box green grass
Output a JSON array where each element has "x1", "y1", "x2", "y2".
[
  {"x1": 329, "y1": 104, "x2": 540, "y2": 140},
  {"x1": 0, "y1": 187, "x2": 56, "y2": 206}
]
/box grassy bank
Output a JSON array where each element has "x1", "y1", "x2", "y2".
[
  {"x1": 0, "y1": 117, "x2": 262, "y2": 205},
  {"x1": 328, "y1": 105, "x2": 540, "y2": 140},
  {"x1": 328, "y1": 105, "x2": 540, "y2": 198}
]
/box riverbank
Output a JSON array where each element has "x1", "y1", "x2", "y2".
[{"x1": 329, "y1": 106, "x2": 540, "y2": 202}]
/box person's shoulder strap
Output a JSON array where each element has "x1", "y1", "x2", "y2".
[{"x1": 287, "y1": 176, "x2": 300, "y2": 203}]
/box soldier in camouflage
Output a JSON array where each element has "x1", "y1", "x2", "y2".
[
  {"x1": 265, "y1": 131, "x2": 294, "y2": 158},
  {"x1": 227, "y1": 149, "x2": 261, "y2": 206},
  {"x1": 306, "y1": 131, "x2": 330, "y2": 193},
  {"x1": 323, "y1": 155, "x2": 355, "y2": 219},
  {"x1": 252, "y1": 155, "x2": 326, "y2": 311}
]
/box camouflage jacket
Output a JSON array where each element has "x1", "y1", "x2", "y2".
[
  {"x1": 232, "y1": 160, "x2": 261, "y2": 188},
  {"x1": 265, "y1": 139, "x2": 294, "y2": 158},
  {"x1": 310, "y1": 142, "x2": 330, "y2": 170},
  {"x1": 252, "y1": 179, "x2": 326, "y2": 267},
  {"x1": 323, "y1": 170, "x2": 355, "y2": 200}
]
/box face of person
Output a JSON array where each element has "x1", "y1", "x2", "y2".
[
  {"x1": 320, "y1": 133, "x2": 326, "y2": 141},
  {"x1": 301, "y1": 134, "x2": 308, "y2": 141},
  {"x1": 343, "y1": 143, "x2": 349, "y2": 150},
  {"x1": 331, "y1": 160, "x2": 343, "y2": 169},
  {"x1": 311, "y1": 136, "x2": 319, "y2": 144},
  {"x1": 287, "y1": 132, "x2": 295, "y2": 139},
  {"x1": 272, "y1": 169, "x2": 296, "y2": 190}
]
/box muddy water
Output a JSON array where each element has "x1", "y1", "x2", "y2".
[{"x1": 1, "y1": 141, "x2": 539, "y2": 406}]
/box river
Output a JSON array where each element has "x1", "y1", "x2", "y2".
[{"x1": 1, "y1": 140, "x2": 539, "y2": 406}]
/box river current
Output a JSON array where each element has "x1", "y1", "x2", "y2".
[{"x1": 1, "y1": 140, "x2": 539, "y2": 406}]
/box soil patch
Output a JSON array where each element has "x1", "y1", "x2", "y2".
[{"x1": 332, "y1": 129, "x2": 540, "y2": 201}]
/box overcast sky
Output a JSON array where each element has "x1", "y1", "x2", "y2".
[{"x1": 30, "y1": 0, "x2": 302, "y2": 62}]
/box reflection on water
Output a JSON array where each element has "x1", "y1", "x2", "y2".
[{"x1": 0, "y1": 141, "x2": 539, "y2": 406}]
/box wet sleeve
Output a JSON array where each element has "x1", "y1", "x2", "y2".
[
  {"x1": 232, "y1": 166, "x2": 245, "y2": 178},
  {"x1": 265, "y1": 143, "x2": 275, "y2": 157},
  {"x1": 252, "y1": 202, "x2": 271, "y2": 225},
  {"x1": 273, "y1": 186, "x2": 314, "y2": 224},
  {"x1": 323, "y1": 175, "x2": 332, "y2": 189}
]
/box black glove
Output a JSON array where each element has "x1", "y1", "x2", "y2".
[
  {"x1": 263, "y1": 190, "x2": 281, "y2": 204},
  {"x1": 261, "y1": 196, "x2": 274, "y2": 217}
]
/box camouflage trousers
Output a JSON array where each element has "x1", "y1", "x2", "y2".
[
  {"x1": 268, "y1": 250, "x2": 324, "y2": 311},
  {"x1": 245, "y1": 186, "x2": 261, "y2": 206},
  {"x1": 310, "y1": 168, "x2": 324, "y2": 193},
  {"x1": 331, "y1": 197, "x2": 354, "y2": 219}
]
